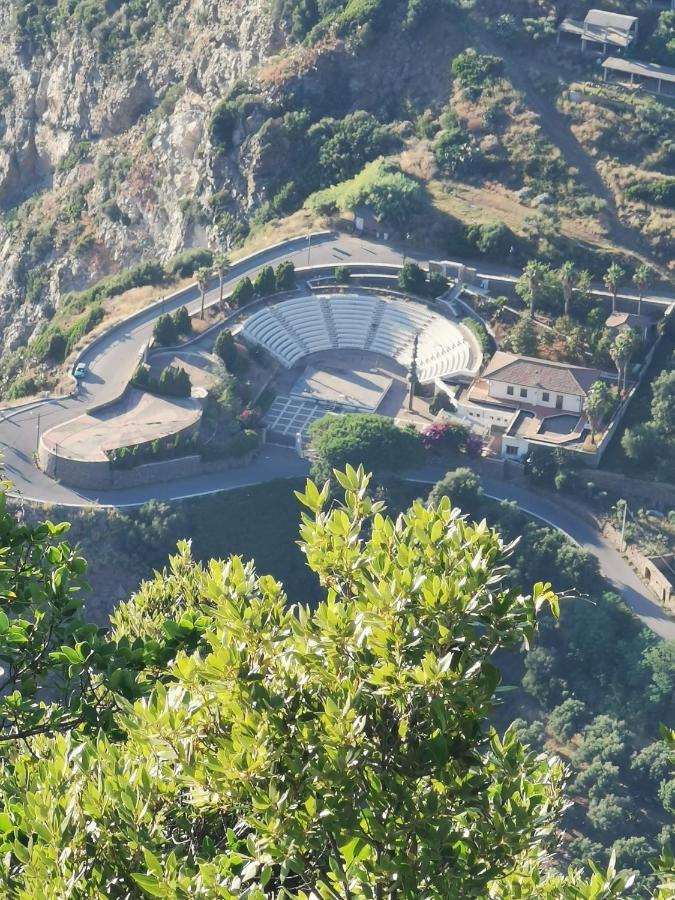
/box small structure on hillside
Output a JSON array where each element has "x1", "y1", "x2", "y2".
[
  {"x1": 353, "y1": 204, "x2": 391, "y2": 240},
  {"x1": 557, "y1": 9, "x2": 638, "y2": 52},
  {"x1": 602, "y1": 56, "x2": 675, "y2": 97},
  {"x1": 605, "y1": 311, "x2": 655, "y2": 341}
]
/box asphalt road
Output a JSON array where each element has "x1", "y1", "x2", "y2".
[{"x1": 1, "y1": 231, "x2": 673, "y2": 639}]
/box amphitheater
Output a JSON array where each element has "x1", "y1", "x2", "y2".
[{"x1": 242, "y1": 293, "x2": 480, "y2": 384}]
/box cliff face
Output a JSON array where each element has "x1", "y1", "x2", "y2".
[
  {"x1": 0, "y1": 0, "x2": 282, "y2": 352},
  {"x1": 0, "y1": 0, "x2": 464, "y2": 362}
]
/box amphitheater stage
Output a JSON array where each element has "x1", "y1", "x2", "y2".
[{"x1": 291, "y1": 364, "x2": 392, "y2": 412}]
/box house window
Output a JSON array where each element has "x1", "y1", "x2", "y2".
[
  {"x1": 542, "y1": 392, "x2": 550, "y2": 402},
  {"x1": 520, "y1": 388, "x2": 528, "y2": 398},
  {"x1": 505, "y1": 445, "x2": 519, "y2": 456},
  {"x1": 506, "y1": 386, "x2": 514, "y2": 396},
  {"x1": 556, "y1": 395, "x2": 563, "y2": 409}
]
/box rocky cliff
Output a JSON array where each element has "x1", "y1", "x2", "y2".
[{"x1": 0, "y1": 0, "x2": 285, "y2": 354}]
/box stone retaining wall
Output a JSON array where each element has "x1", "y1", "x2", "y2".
[
  {"x1": 588, "y1": 470, "x2": 675, "y2": 510},
  {"x1": 39, "y1": 442, "x2": 254, "y2": 490},
  {"x1": 602, "y1": 521, "x2": 674, "y2": 614}
]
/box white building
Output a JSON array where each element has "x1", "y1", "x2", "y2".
[{"x1": 448, "y1": 352, "x2": 615, "y2": 460}]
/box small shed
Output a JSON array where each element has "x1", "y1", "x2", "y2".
[
  {"x1": 353, "y1": 204, "x2": 391, "y2": 240},
  {"x1": 558, "y1": 9, "x2": 638, "y2": 51},
  {"x1": 605, "y1": 311, "x2": 655, "y2": 341},
  {"x1": 602, "y1": 56, "x2": 675, "y2": 97}
]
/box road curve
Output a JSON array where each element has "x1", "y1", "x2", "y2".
[{"x1": 1, "y1": 232, "x2": 673, "y2": 639}]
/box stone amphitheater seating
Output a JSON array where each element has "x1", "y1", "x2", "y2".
[{"x1": 242, "y1": 293, "x2": 479, "y2": 382}]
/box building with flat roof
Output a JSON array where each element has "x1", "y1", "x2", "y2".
[
  {"x1": 558, "y1": 9, "x2": 638, "y2": 52},
  {"x1": 602, "y1": 56, "x2": 675, "y2": 96}
]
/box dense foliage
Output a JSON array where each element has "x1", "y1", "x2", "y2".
[
  {"x1": 0, "y1": 467, "x2": 658, "y2": 896},
  {"x1": 309, "y1": 413, "x2": 424, "y2": 482}
]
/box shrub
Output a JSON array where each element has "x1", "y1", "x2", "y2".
[
  {"x1": 214, "y1": 330, "x2": 239, "y2": 373},
  {"x1": 166, "y1": 248, "x2": 214, "y2": 279},
  {"x1": 309, "y1": 413, "x2": 424, "y2": 483},
  {"x1": 507, "y1": 317, "x2": 538, "y2": 356},
  {"x1": 421, "y1": 421, "x2": 468, "y2": 453},
  {"x1": 398, "y1": 262, "x2": 427, "y2": 295},
  {"x1": 173, "y1": 306, "x2": 192, "y2": 336},
  {"x1": 334, "y1": 265, "x2": 351, "y2": 283},
  {"x1": 132, "y1": 364, "x2": 150, "y2": 390},
  {"x1": 452, "y1": 49, "x2": 503, "y2": 100},
  {"x1": 158, "y1": 365, "x2": 191, "y2": 398},
  {"x1": 275, "y1": 260, "x2": 296, "y2": 290},
  {"x1": 625, "y1": 178, "x2": 675, "y2": 209},
  {"x1": 462, "y1": 317, "x2": 492, "y2": 355},
  {"x1": 231, "y1": 277, "x2": 255, "y2": 307},
  {"x1": 153, "y1": 314, "x2": 177, "y2": 347},
  {"x1": 426, "y1": 467, "x2": 482, "y2": 510},
  {"x1": 226, "y1": 428, "x2": 260, "y2": 458},
  {"x1": 253, "y1": 265, "x2": 276, "y2": 296},
  {"x1": 427, "y1": 271, "x2": 448, "y2": 298}
]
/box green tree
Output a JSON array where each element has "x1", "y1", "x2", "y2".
[
  {"x1": 152, "y1": 312, "x2": 177, "y2": 347},
  {"x1": 587, "y1": 794, "x2": 631, "y2": 839},
  {"x1": 334, "y1": 265, "x2": 351, "y2": 283},
  {"x1": 428, "y1": 270, "x2": 448, "y2": 298},
  {"x1": 548, "y1": 697, "x2": 589, "y2": 742},
  {"x1": 397, "y1": 261, "x2": 427, "y2": 294},
  {"x1": 573, "y1": 760, "x2": 621, "y2": 802},
  {"x1": 651, "y1": 369, "x2": 675, "y2": 435},
  {"x1": 508, "y1": 316, "x2": 539, "y2": 356},
  {"x1": 426, "y1": 467, "x2": 482, "y2": 512},
  {"x1": 575, "y1": 715, "x2": 632, "y2": 766},
  {"x1": 231, "y1": 276, "x2": 254, "y2": 307},
  {"x1": 519, "y1": 260, "x2": 548, "y2": 318},
  {"x1": 558, "y1": 261, "x2": 576, "y2": 318},
  {"x1": 253, "y1": 265, "x2": 276, "y2": 296},
  {"x1": 604, "y1": 263, "x2": 624, "y2": 315},
  {"x1": 172, "y1": 305, "x2": 191, "y2": 336},
  {"x1": 158, "y1": 365, "x2": 191, "y2": 398},
  {"x1": 132, "y1": 363, "x2": 150, "y2": 390},
  {"x1": 214, "y1": 329, "x2": 239, "y2": 373},
  {"x1": 632, "y1": 264, "x2": 654, "y2": 317},
  {"x1": 631, "y1": 741, "x2": 673, "y2": 787},
  {"x1": 309, "y1": 414, "x2": 423, "y2": 483},
  {"x1": 584, "y1": 380, "x2": 615, "y2": 444},
  {"x1": 610, "y1": 328, "x2": 640, "y2": 395},
  {"x1": 275, "y1": 260, "x2": 296, "y2": 290},
  {"x1": 621, "y1": 422, "x2": 661, "y2": 466},
  {"x1": 0, "y1": 467, "x2": 606, "y2": 897},
  {"x1": 196, "y1": 266, "x2": 211, "y2": 320}
]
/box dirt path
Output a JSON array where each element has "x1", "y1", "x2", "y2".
[{"x1": 479, "y1": 33, "x2": 664, "y2": 271}]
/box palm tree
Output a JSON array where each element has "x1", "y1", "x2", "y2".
[
  {"x1": 632, "y1": 264, "x2": 653, "y2": 317},
  {"x1": 604, "y1": 262, "x2": 624, "y2": 315},
  {"x1": 610, "y1": 327, "x2": 640, "y2": 395},
  {"x1": 558, "y1": 261, "x2": 576, "y2": 318},
  {"x1": 584, "y1": 379, "x2": 614, "y2": 445},
  {"x1": 196, "y1": 267, "x2": 211, "y2": 320},
  {"x1": 214, "y1": 252, "x2": 231, "y2": 308},
  {"x1": 523, "y1": 260, "x2": 546, "y2": 318}
]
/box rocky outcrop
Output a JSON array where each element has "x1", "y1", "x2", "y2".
[{"x1": 0, "y1": 0, "x2": 280, "y2": 354}]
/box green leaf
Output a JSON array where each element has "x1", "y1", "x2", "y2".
[
  {"x1": 0, "y1": 812, "x2": 13, "y2": 834},
  {"x1": 130, "y1": 874, "x2": 166, "y2": 897},
  {"x1": 0, "y1": 611, "x2": 9, "y2": 634}
]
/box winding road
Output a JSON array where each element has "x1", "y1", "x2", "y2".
[{"x1": 1, "y1": 232, "x2": 673, "y2": 639}]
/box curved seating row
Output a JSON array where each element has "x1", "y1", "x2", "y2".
[{"x1": 242, "y1": 293, "x2": 479, "y2": 382}]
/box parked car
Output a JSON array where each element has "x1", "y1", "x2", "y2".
[{"x1": 73, "y1": 363, "x2": 87, "y2": 380}]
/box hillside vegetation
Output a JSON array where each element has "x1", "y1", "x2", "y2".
[{"x1": 0, "y1": 0, "x2": 673, "y2": 399}]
